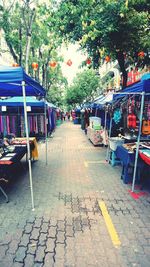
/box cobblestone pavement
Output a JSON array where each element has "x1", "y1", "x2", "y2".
[{"x1": 0, "y1": 122, "x2": 150, "y2": 267}]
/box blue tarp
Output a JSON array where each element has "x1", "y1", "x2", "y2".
[
  {"x1": 94, "y1": 95, "x2": 105, "y2": 105},
  {"x1": 0, "y1": 66, "x2": 46, "y2": 97},
  {"x1": 0, "y1": 96, "x2": 45, "y2": 107},
  {"x1": 113, "y1": 73, "x2": 150, "y2": 101},
  {"x1": 0, "y1": 96, "x2": 55, "y2": 108}
]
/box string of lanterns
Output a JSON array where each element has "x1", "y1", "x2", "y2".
[{"x1": 11, "y1": 50, "x2": 146, "y2": 70}]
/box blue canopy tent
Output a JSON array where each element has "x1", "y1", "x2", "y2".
[
  {"x1": 113, "y1": 73, "x2": 150, "y2": 102},
  {"x1": 110, "y1": 74, "x2": 150, "y2": 192},
  {"x1": 0, "y1": 66, "x2": 46, "y2": 210},
  {"x1": 0, "y1": 96, "x2": 45, "y2": 107},
  {"x1": 0, "y1": 66, "x2": 45, "y2": 97},
  {"x1": 0, "y1": 96, "x2": 56, "y2": 108}
]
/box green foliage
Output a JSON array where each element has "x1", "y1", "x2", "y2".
[
  {"x1": 0, "y1": 1, "x2": 67, "y2": 105},
  {"x1": 66, "y1": 69, "x2": 99, "y2": 106},
  {"x1": 52, "y1": 0, "x2": 150, "y2": 78},
  {"x1": 46, "y1": 64, "x2": 68, "y2": 107}
]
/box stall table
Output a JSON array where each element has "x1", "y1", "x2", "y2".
[
  {"x1": 138, "y1": 148, "x2": 150, "y2": 187},
  {"x1": 115, "y1": 145, "x2": 140, "y2": 184},
  {"x1": 11, "y1": 137, "x2": 38, "y2": 160},
  {"x1": 139, "y1": 149, "x2": 150, "y2": 166},
  {"x1": 0, "y1": 145, "x2": 27, "y2": 202}
]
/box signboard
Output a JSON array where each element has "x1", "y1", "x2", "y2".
[{"x1": 125, "y1": 68, "x2": 150, "y2": 86}]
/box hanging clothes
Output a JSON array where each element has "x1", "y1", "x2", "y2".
[{"x1": 6, "y1": 116, "x2": 10, "y2": 134}]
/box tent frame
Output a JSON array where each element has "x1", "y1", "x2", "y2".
[
  {"x1": 0, "y1": 67, "x2": 46, "y2": 209},
  {"x1": 22, "y1": 81, "x2": 35, "y2": 210},
  {"x1": 45, "y1": 99, "x2": 48, "y2": 165}
]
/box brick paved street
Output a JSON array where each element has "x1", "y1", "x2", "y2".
[{"x1": 0, "y1": 122, "x2": 150, "y2": 267}]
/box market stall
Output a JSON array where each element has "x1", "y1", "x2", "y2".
[
  {"x1": 0, "y1": 96, "x2": 56, "y2": 138},
  {"x1": 0, "y1": 66, "x2": 46, "y2": 209},
  {"x1": 86, "y1": 92, "x2": 113, "y2": 146},
  {"x1": 109, "y1": 73, "x2": 150, "y2": 191}
]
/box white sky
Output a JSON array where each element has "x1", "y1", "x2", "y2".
[{"x1": 60, "y1": 43, "x2": 87, "y2": 85}]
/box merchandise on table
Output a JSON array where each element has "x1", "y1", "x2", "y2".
[
  {"x1": 12, "y1": 137, "x2": 38, "y2": 160},
  {"x1": 139, "y1": 149, "x2": 150, "y2": 166},
  {"x1": 87, "y1": 127, "x2": 103, "y2": 146}
]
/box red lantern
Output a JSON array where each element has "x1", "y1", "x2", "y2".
[
  {"x1": 66, "y1": 59, "x2": 72, "y2": 66},
  {"x1": 105, "y1": 56, "x2": 111, "y2": 63},
  {"x1": 31, "y1": 62, "x2": 38, "y2": 71},
  {"x1": 12, "y1": 63, "x2": 19, "y2": 67},
  {"x1": 49, "y1": 61, "x2": 57, "y2": 68},
  {"x1": 138, "y1": 51, "x2": 145, "y2": 58},
  {"x1": 86, "y1": 58, "x2": 91, "y2": 65}
]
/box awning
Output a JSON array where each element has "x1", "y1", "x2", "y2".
[{"x1": 0, "y1": 66, "x2": 46, "y2": 97}]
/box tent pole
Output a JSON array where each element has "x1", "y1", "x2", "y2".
[
  {"x1": 45, "y1": 100, "x2": 48, "y2": 165},
  {"x1": 95, "y1": 108, "x2": 98, "y2": 117},
  {"x1": 106, "y1": 117, "x2": 112, "y2": 161},
  {"x1": 132, "y1": 92, "x2": 145, "y2": 192},
  {"x1": 22, "y1": 81, "x2": 35, "y2": 211},
  {"x1": 104, "y1": 109, "x2": 107, "y2": 146},
  {"x1": 104, "y1": 109, "x2": 107, "y2": 130}
]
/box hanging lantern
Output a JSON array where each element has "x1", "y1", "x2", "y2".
[
  {"x1": 86, "y1": 58, "x2": 91, "y2": 65},
  {"x1": 66, "y1": 59, "x2": 72, "y2": 66},
  {"x1": 105, "y1": 56, "x2": 111, "y2": 63},
  {"x1": 49, "y1": 61, "x2": 57, "y2": 68},
  {"x1": 12, "y1": 63, "x2": 19, "y2": 67},
  {"x1": 138, "y1": 51, "x2": 145, "y2": 58},
  {"x1": 31, "y1": 62, "x2": 38, "y2": 71}
]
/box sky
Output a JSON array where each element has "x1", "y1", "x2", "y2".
[{"x1": 60, "y1": 43, "x2": 87, "y2": 85}]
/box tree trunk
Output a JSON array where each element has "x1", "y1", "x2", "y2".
[
  {"x1": 116, "y1": 50, "x2": 128, "y2": 89},
  {"x1": 19, "y1": 25, "x2": 22, "y2": 66},
  {"x1": 25, "y1": 34, "x2": 31, "y2": 74},
  {"x1": 24, "y1": 8, "x2": 35, "y2": 74},
  {"x1": 5, "y1": 36, "x2": 18, "y2": 63},
  {"x1": 42, "y1": 64, "x2": 45, "y2": 87}
]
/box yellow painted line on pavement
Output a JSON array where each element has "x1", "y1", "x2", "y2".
[
  {"x1": 87, "y1": 160, "x2": 107, "y2": 164},
  {"x1": 99, "y1": 201, "x2": 121, "y2": 247},
  {"x1": 84, "y1": 160, "x2": 107, "y2": 167}
]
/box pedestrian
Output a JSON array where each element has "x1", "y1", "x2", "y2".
[{"x1": 68, "y1": 112, "x2": 70, "y2": 120}]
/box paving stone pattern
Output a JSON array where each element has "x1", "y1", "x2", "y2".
[{"x1": 0, "y1": 122, "x2": 150, "y2": 267}]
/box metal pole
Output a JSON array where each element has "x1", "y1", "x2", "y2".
[
  {"x1": 104, "y1": 109, "x2": 107, "y2": 130},
  {"x1": 22, "y1": 81, "x2": 35, "y2": 211},
  {"x1": 95, "y1": 108, "x2": 98, "y2": 117},
  {"x1": 45, "y1": 100, "x2": 48, "y2": 165},
  {"x1": 106, "y1": 117, "x2": 112, "y2": 161},
  {"x1": 132, "y1": 92, "x2": 145, "y2": 192},
  {"x1": 104, "y1": 109, "x2": 108, "y2": 146}
]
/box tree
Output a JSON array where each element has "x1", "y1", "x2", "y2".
[
  {"x1": 52, "y1": 0, "x2": 150, "y2": 88},
  {"x1": 0, "y1": 0, "x2": 36, "y2": 73},
  {"x1": 0, "y1": 0, "x2": 66, "y2": 104},
  {"x1": 66, "y1": 69, "x2": 100, "y2": 106},
  {"x1": 47, "y1": 64, "x2": 68, "y2": 107}
]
